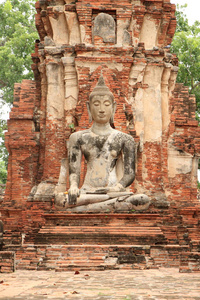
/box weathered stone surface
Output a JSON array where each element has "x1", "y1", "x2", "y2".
[
  {"x1": 93, "y1": 13, "x2": 116, "y2": 43},
  {"x1": 127, "y1": 194, "x2": 150, "y2": 211},
  {"x1": 62, "y1": 75, "x2": 141, "y2": 211},
  {"x1": 29, "y1": 182, "x2": 55, "y2": 202}
]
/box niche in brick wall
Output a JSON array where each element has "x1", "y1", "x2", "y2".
[{"x1": 92, "y1": 9, "x2": 116, "y2": 45}]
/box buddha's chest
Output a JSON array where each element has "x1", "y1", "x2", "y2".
[{"x1": 81, "y1": 136, "x2": 121, "y2": 162}]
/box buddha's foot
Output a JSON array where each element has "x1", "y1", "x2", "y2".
[{"x1": 126, "y1": 194, "x2": 150, "y2": 211}]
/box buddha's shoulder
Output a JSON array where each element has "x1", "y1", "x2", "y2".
[
  {"x1": 112, "y1": 130, "x2": 135, "y2": 142},
  {"x1": 69, "y1": 129, "x2": 91, "y2": 141}
]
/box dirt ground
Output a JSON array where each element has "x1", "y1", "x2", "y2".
[{"x1": 0, "y1": 268, "x2": 200, "y2": 299}]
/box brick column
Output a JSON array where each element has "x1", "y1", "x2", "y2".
[{"x1": 42, "y1": 59, "x2": 65, "y2": 183}]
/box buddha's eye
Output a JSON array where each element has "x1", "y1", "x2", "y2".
[
  {"x1": 93, "y1": 101, "x2": 100, "y2": 106},
  {"x1": 104, "y1": 101, "x2": 111, "y2": 106}
]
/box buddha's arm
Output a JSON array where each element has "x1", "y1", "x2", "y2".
[
  {"x1": 68, "y1": 133, "x2": 82, "y2": 205},
  {"x1": 99, "y1": 135, "x2": 135, "y2": 194},
  {"x1": 118, "y1": 136, "x2": 135, "y2": 188}
]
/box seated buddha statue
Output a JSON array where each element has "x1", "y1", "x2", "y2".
[{"x1": 56, "y1": 75, "x2": 150, "y2": 212}]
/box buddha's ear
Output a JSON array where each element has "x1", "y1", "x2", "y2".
[
  {"x1": 86, "y1": 101, "x2": 93, "y2": 123},
  {"x1": 110, "y1": 101, "x2": 117, "y2": 124}
]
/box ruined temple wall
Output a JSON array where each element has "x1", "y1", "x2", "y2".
[
  {"x1": 4, "y1": 80, "x2": 40, "y2": 206},
  {"x1": 2, "y1": 0, "x2": 200, "y2": 274},
  {"x1": 3, "y1": 0, "x2": 200, "y2": 209},
  {"x1": 166, "y1": 84, "x2": 200, "y2": 206}
]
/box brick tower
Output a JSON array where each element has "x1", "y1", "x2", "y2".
[{"x1": 1, "y1": 0, "x2": 200, "y2": 273}]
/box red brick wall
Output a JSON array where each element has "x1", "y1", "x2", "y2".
[{"x1": 1, "y1": 2, "x2": 200, "y2": 267}]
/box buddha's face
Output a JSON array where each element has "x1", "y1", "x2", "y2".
[{"x1": 89, "y1": 94, "x2": 114, "y2": 124}]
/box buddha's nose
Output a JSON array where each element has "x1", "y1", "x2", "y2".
[{"x1": 99, "y1": 104, "x2": 105, "y2": 112}]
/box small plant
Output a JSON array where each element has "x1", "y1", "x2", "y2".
[
  {"x1": 198, "y1": 181, "x2": 200, "y2": 189},
  {"x1": 69, "y1": 123, "x2": 75, "y2": 132}
]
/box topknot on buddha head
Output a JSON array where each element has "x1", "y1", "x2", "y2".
[{"x1": 89, "y1": 75, "x2": 114, "y2": 103}]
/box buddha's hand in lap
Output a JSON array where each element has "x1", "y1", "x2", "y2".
[{"x1": 95, "y1": 183, "x2": 126, "y2": 194}]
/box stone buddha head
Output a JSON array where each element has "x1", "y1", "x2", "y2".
[{"x1": 87, "y1": 75, "x2": 116, "y2": 124}]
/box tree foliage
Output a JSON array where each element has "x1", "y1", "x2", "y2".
[
  {"x1": 0, "y1": 119, "x2": 7, "y2": 184},
  {"x1": 0, "y1": 0, "x2": 38, "y2": 184},
  {"x1": 0, "y1": 0, "x2": 38, "y2": 105},
  {"x1": 171, "y1": 4, "x2": 200, "y2": 112}
]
